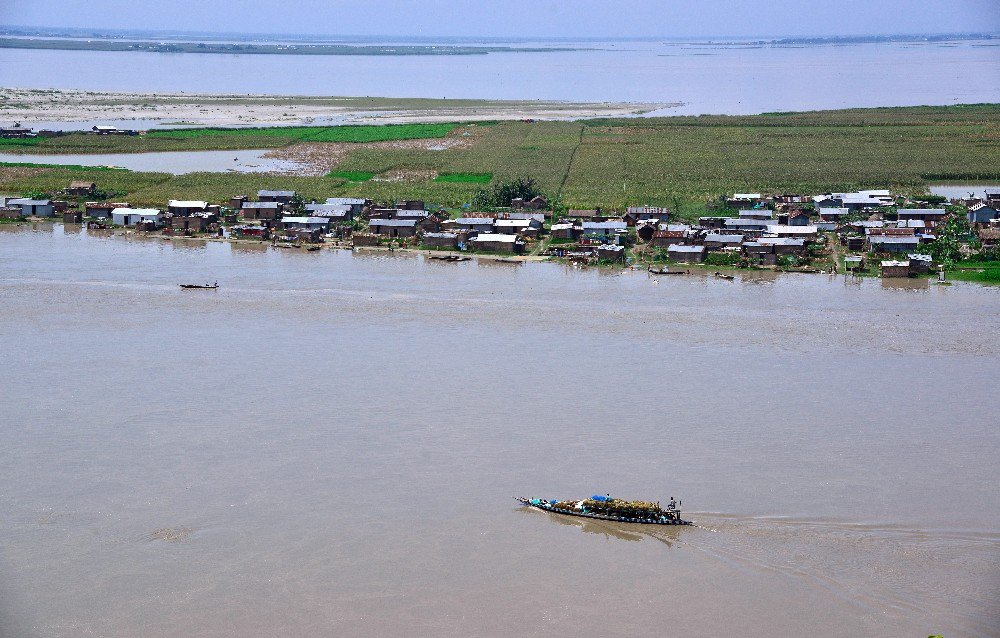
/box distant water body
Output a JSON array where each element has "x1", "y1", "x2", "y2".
[{"x1": 1, "y1": 38, "x2": 998, "y2": 115}]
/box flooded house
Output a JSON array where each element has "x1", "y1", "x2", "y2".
[
  {"x1": 737, "y1": 209, "x2": 772, "y2": 221},
  {"x1": 867, "y1": 235, "x2": 921, "y2": 253},
  {"x1": 168, "y1": 200, "x2": 208, "y2": 216},
  {"x1": 985, "y1": 188, "x2": 1000, "y2": 207},
  {"x1": 305, "y1": 203, "x2": 353, "y2": 222},
  {"x1": 699, "y1": 216, "x2": 730, "y2": 229},
  {"x1": 8, "y1": 198, "x2": 54, "y2": 217},
  {"x1": 818, "y1": 207, "x2": 850, "y2": 221},
  {"x1": 651, "y1": 230, "x2": 687, "y2": 248},
  {"x1": 597, "y1": 244, "x2": 625, "y2": 262},
  {"x1": 755, "y1": 237, "x2": 806, "y2": 255},
  {"x1": 667, "y1": 244, "x2": 706, "y2": 263},
  {"x1": 703, "y1": 233, "x2": 744, "y2": 250},
  {"x1": 241, "y1": 201, "x2": 283, "y2": 221},
  {"x1": 85, "y1": 202, "x2": 116, "y2": 219},
  {"x1": 897, "y1": 208, "x2": 947, "y2": 225},
  {"x1": 723, "y1": 218, "x2": 779, "y2": 232},
  {"x1": 67, "y1": 181, "x2": 97, "y2": 197},
  {"x1": 550, "y1": 223, "x2": 578, "y2": 240},
  {"x1": 726, "y1": 193, "x2": 765, "y2": 208},
  {"x1": 881, "y1": 260, "x2": 912, "y2": 278},
  {"x1": 281, "y1": 216, "x2": 331, "y2": 233},
  {"x1": 421, "y1": 232, "x2": 459, "y2": 249},
  {"x1": 368, "y1": 218, "x2": 418, "y2": 238},
  {"x1": 455, "y1": 217, "x2": 496, "y2": 233},
  {"x1": 493, "y1": 218, "x2": 535, "y2": 235},
  {"x1": 581, "y1": 220, "x2": 627, "y2": 239},
  {"x1": 468, "y1": 233, "x2": 524, "y2": 254},
  {"x1": 397, "y1": 200, "x2": 425, "y2": 211},
  {"x1": 111, "y1": 208, "x2": 163, "y2": 227},
  {"x1": 257, "y1": 190, "x2": 296, "y2": 204},
  {"x1": 325, "y1": 197, "x2": 368, "y2": 215},
  {"x1": 624, "y1": 206, "x2": 670, "y2": 226},
  {"x1": 764, "y1": 224, "x2": 818, "y2": 239},
  {"x1": 565, "y1": 208, "x2": 605, "y2": 221},
  {"x1": 231, "y1": 224, "x2": 270, "y2": 240},
  {"x1": 967, "y1": 202, "x2": 999, "y2": 225}
]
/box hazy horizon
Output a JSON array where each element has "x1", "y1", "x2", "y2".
[{"x1": 3, "y1": 0, "x2": 999, "y2": 39}]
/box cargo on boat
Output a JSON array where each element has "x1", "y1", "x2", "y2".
[{"x1": 516, "y1": 494, "x2": 691, "y2": 525}]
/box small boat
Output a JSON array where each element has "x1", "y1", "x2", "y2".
[
  {"x1": 713, "y1": 271, "x2": 735, "y2": 280},
  {"x1": 648, "y1": 267, "x2": 687, "y2": 275},
  {"x1": 428, "y1": 254, "x2": 470, "y2": 262},
  {"x1": 275, "y1": 243, "x2": 302, "y2": 249},
  {"x1": 306, "y1": 246, "x2": 321, "y2": 251},
  {"x1": 516, "y1": 494, "x2": 691, "y2": 525},
  {"x1": 179, "y1": 282, "x2": 218, "y2": 290}
]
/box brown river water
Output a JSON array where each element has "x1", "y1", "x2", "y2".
[{"x1": 1, "y1": 224, "x2": 998, "y2": 637}]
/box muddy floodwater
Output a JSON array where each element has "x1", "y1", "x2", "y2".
[
  {"x1": 1, "y1": 226, "x2": 998, "y2": 637},
  {"x1": 0, "y1": 150, "x2": 305, "y2": 174}
]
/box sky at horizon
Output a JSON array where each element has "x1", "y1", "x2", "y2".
[{"x1": 3, "y1": 0, "x2": 1000, "y2": 39}]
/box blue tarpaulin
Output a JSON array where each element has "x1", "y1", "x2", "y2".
[{"x1": 590, "y1": 494, "x2": 609, "y2": 502}]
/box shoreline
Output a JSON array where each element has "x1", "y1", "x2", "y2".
[{"x1": 0, "y1": 88, "x2": 674, "y2": 128}]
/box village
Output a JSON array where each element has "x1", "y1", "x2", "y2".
[{"x1": 2, "y1": 182, "x2": 999, "y2": 279}]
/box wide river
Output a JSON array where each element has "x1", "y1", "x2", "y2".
[
  {"x1": 1, "y1": 225, "x2": 998, "y2": 637},
  {"x1": 2, "y1": 38, "x2": 998, "y2": 114}
]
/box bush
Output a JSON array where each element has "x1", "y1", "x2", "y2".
[
  {"x1": 472, "y1": 176, "x2": 541, "y2": 209},
  {"x1": 704, "y1": 251, "x2": 741, "y2": 266}
]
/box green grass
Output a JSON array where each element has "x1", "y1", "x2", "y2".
[
  {"x1": 326, "y1": 170, "x2": 375, "y2": 182},
  {"x1": 1, "y1": 105, "x2": 998, "y2": 219},
  {"x1": 0, "y1": 161, "x2": 127, "y2": 172},
  {"x1": 433, "y1": 172, "x2": 492, "y2": 184},
  {"x1": 0, "y1": 138, "x2": 43, "y2": 148},
  {"x1": 1, "y1": 123, "x2": 463, "y2": 155}
]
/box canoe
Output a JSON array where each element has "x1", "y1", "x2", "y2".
[
  {"x1": 714, "y1": 272, "x2": 735, "y2": 280},
  {"x1": 515, "y1": 497, "x2": 691, "y2": 526},
  {"x1": 648, "y1": 267, "x2": 687, "y2": 275},
  {"x1": 179, "y1": 284, "x2": 218, "y2": 289}
]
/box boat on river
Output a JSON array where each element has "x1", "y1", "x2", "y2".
[
  {"x1": 516, "y1": 494, "x2": 691, "y2": 525},
  {"x1": 179, "y1": 282, "x2": 218, "y2": 289},
  {"x1": 648, "y1": 266, "x2": 688, "y2": 275}
]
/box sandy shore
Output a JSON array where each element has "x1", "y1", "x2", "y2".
[{"x1": 1, "y1": 88, "x2": 678, "y2": 127}]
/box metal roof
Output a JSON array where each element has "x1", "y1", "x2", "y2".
[
  {"x1": 368, "y1": 218, "x2": 417, "y2": 227},
  {"x1": 258, "y1": 190, "x2": 296, "y2": 197},
  {"x1": 242, "y1": 201, "x2": 281, "y2": 208},
  {"x1": 724, "y1": 218, "x2": 778, "y2": 227},
  {"x1": 470, "y1": 233, "x2": 518, "y2": 243},
  {"x1": 582, "y1": 221, "x2": 626, "y2": 229},
  {"x1": 668, "y1": 245, "x2": 705, "y2": 253},
  {"x1": 705, "y1": 233, "x2": 744, "y2": 242},
  {"x1": 325, "y1": 197, "x2": 366, "y2": 205},
  {"x1": 281, "y1": 216, "x2": 329, "y2": 224},
  {"x1": 9, "y1": 198, "x2": 51, "y2": 206},
  {"x1": 168, "y1": 200, "x2": 208, "y2": 208},
  {"x1": 455, "y1": 217, "x2": 495, "y2": 224},
  {"x1": 868, "y1": 236, "x2": 919, "y2": 244}
]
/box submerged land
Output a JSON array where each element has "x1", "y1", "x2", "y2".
[{"x1": 0, "y1": 88, "x2": 668, "y2": 127}]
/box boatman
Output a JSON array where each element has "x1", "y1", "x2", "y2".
[{"x1": 668, "y1": 497, "x2": 677, "y2": 510}]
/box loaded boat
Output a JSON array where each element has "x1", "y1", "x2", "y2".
[
  {"x1": 516, "y1": 494, "x2": 691, "y2": 525},
  {"x1": 179, "y1": 282, "x2": 219, "y2": 289}
]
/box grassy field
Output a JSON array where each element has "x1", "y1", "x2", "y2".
[{"x1": 2, "y1": 105, "x2": 998, "y2": 219}]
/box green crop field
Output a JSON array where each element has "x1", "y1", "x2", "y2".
[
  {"x1": 2, "y1": 105, "x2": 998, "y2": 219},
  {"x1": 433, "y1": 172, "x2": 492, "y2": 184},
  {"x1": 0, "y1": 123, "x2": 462, "y2": 154}
]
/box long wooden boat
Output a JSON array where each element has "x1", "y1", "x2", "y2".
[
  {"x1": 516, "y1": 495, "x2": 691, "y2": 525},
  {"x1": 648, "y1": 267, "x2": 687, "y2": 275},
  {"x1": 179, "y1": 283, "x2": 219, "y2": 289},
  {"x1": 428, "y1": 254, "x2": 471, "y2": 262},
  {"x1": 713, "y1": 271, "x2": 735, "y2": 280}
]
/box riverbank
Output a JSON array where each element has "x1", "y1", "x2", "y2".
[{"x1": 0, "y1": 88, "x2": 668, "y2": 128}]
